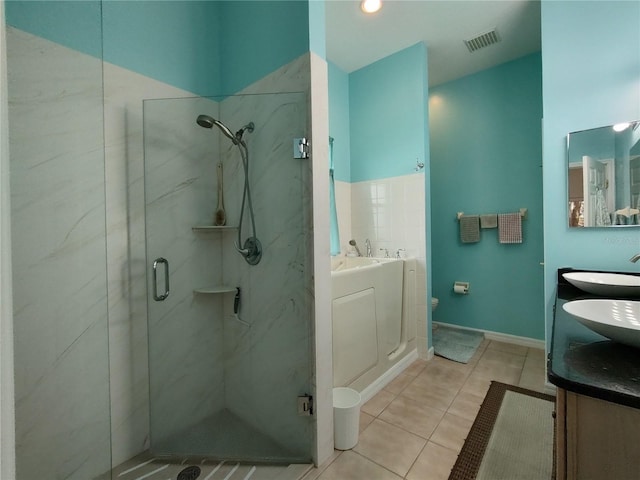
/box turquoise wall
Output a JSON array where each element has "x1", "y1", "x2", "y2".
[
  {"x1": 349, "y1": 42, "x2": 428, "y2": 183},
  {"x1": 218, "y1": 1, "x2": 309, "y2": 95},
  {"x1": 328, "y1": 44, "x2": 429, "y2": 182},
  {"x1": 5, "y1": 1, "x2": 102, "y2": 58},
  {"x1": 328, "y1": 61, "x2": 351, "y2": 182},
  {"x1": 6, "y1": 0, "x2": 309, "y2": 97},
  {"x1": 102, "y1": 1, "x2": 222, "y2": 96},
  {"x1": 542, "y1": 0, "x2": 640, "y2": 345},
  {"x1": 429, "y1": 53, "x2": 544, "y2": 340},
  {"x1": 307, "y1": 0, "x2": 326, "y2": 59}
]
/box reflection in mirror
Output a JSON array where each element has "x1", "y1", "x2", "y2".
[{"x1": 567, "y1": 121, "x2": 640, "y2": 228}]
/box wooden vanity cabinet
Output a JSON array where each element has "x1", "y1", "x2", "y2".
[{"x1": 555, "y1": 387, "x2": 640, "y2": 480}]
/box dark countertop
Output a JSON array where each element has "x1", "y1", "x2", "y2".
[{"x1": 548, "y1": 268, "x2": 640, "y2": 409}]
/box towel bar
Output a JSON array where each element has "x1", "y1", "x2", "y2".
[{"x1": 457, "y1": 208, "x2": 527, "y2": 220}]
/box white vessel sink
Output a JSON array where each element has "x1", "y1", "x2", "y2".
[
  {"x1": 563, "y1": 271, "x2": 640, "y2": 298},
  {"x1": 563, "y1": 299, "x2": 640, "y2": 349}
]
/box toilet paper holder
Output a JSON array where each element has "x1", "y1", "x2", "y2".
[{"x1": 453, "y1": 281, "x2": 469, "y2": 294}]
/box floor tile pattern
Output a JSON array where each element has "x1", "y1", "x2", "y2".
[
  {"x1": 303, "y1": 339, "x2": 550, "y2": 480},
  {"x1": 106, "y1": 339, "x2": 548, "y2": 480}
]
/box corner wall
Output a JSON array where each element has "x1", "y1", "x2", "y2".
[
  {"x1": 349, "y1": 42, "x2": 428, "y2": 183},
  {"x1": 541, "y1": 1, "x2": 640, "y2": 345}
]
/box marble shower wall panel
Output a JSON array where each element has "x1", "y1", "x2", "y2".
[
  {"x1": 7, "y1": 28, "x2": 111, "y2": 479},
  {"x1": 102, "y1": 64, "x2": 216, "y2": 464},
  {"x1": 143, "y1": 96, "x2": 226, "y2": 451},
  {"x1": 221, "y1": 55, "x2": 313, "y2": 458}
]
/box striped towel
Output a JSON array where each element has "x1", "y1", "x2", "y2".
[
  {"x1": 498, "y1": 213, "x2": 522, "y2": 244},
  {"x1": 459, "y1": 215, "x2": 480, "y2": 243}
]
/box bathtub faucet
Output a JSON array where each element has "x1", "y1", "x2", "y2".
[{"x1": 365, "y1": 238, "x2": 372, "y2": 257}]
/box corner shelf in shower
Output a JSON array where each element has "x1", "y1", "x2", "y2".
[
  {"x1": 192, "y1": 225, "x2": 237, "y2": 232},
  {"x1": 193, "y1": 286, "x2": 236, "y2": 295}
]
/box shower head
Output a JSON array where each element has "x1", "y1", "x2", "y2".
[{"x1": 196, "y1": 114, "x2": 238, "y2": 144}]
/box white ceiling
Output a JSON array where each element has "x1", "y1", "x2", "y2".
[{"x1": 325, "y1": 0, "x2": 541, "y2": 86}]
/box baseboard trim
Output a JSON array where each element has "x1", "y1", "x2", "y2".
[
  {"x1": 433, "y1": 322, "x2": 545, "y2": 350},
  {"x1": 426, "y1": 346, "x2": 434, "y2": 360},
  {"x1": 358, "y1": 349, "x2": 419, "y2": 404}
]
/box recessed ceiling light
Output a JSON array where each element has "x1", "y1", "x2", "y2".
[{"x1": 361, "y1": 0, "x2": 382, "y2": 14}]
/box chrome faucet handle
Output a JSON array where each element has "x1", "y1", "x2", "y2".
[
  {"x1": 379, "y1": 248, "x2": 389, "y2": 258},
  {"x1": 395, "y1": 249, "x2": 405, "y2": 259},
  {"x1": 365, "y1": 238, "x2": 372, "y2": 257},
  {"x1": 630, "y1": 253, "x2": 640, "y2": 263}
]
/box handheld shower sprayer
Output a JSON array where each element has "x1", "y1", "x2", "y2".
[
  {"x1": 197, "y1": 114, "x2": 237, "y2": 144},
  {"x1": 197, "y1": 114, "x2": 262, "y2": 265},
  {"x1": 349, "y1": 239, "x2": 362, "y2": 257},
  {"x1": 197, "y1": 115, "x2": 255, "y2": 145}
]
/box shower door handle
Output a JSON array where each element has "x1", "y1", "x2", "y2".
[{"x1": 152, "y1": 257, "x2": 170, "y2": 301}]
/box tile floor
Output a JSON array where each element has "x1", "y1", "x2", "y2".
[{"x1": 302, "y1": 338, "x2": 551, "y2": 480}]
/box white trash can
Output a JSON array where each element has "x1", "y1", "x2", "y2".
[{"x1": 333, "y1": 387, "x2": 361, "y2": 450}]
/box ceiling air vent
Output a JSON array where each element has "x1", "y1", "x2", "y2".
[{"x1": 464, "y1": 28, "x2": 500, "y2": 53}]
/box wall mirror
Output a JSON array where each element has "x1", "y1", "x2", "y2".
[{"x1": 567, "y1": 120, "x2": 640, "y2": 227}]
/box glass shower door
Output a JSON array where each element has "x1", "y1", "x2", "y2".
[{"x1": 143, "y1": 92, "x2": 312, "y2": 463}]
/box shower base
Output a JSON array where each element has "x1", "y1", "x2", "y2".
[
  {"x1": 102, "y1": 453, "x2": 311, "y2": 480},
  {"x1": 152, "y1": 409, "x2": 308, "y2": 463},
  {"x1": 100, "y1": 409, "x2": 312, "y2": 479}
]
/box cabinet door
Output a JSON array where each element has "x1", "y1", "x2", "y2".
[{"x1": 566, "y1": 391, "x2": 640, "y2": 480}]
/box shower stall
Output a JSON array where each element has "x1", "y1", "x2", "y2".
[
  {"x1": 143, "y1": 93, "x2": 313, "y2": 463},
  {"x1": 5, "y1": 1, "x2": 320, "y2": 476}
]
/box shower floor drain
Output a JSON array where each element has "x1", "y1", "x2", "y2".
[{"x1": 177, "y1": 465, "x2": 201, "y2": 480}]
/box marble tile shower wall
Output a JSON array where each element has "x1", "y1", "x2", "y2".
[
  {"x1": 9, "y1": 21, "x2": 318, "y2": 477},
  {"x1": 220, "y1": 58, "x2": 314, "y2": 458},
  {"x1": 341, "y1": 174, "x2": 428, "y2": 357},
  {"x1": 7, "y1": 28, "x2": 112, "y2": 479}
]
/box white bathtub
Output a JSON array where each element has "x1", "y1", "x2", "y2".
[{"x1": 331, "y1": 257, "x2": 418, "y2": 402}]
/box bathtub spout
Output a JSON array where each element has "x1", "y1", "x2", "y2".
[{"x1": 349, "y1": 239, "x2": 362, "y2": 257}]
